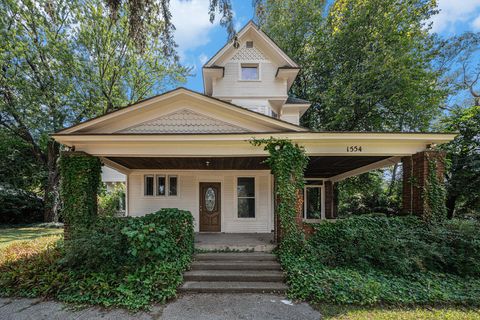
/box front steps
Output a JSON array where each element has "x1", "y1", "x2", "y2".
[{"x1": 180, "y1": 253, "x2": 287, "y2": 293}]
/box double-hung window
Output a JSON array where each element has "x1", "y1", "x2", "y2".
[{"x1": 237, "y1": 177, "x2": 255, "y2": 218}]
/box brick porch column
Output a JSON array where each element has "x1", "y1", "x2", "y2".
[
  {"x1": 324, "y1": 181, "x2": 337, "y2": 219},
  {"x1": 402, "y1": 150, "x2": 446, "y2": 216}
]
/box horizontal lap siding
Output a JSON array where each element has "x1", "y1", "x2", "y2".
[{"x1": 128, "y1": 171, "x2": 272, "y2": 233}]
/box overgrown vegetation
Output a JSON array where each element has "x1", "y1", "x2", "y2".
[
  {"x1": 98, "y1": 184, "x2": 126, "y2": 217},
  {"x1": 251, "y1": 138, "x2": 309, "y2": 249},
  {"x1": 59, "y1": 153, "x2": 102, "y2": 229},
  {"x1": 0, "y1": 209, "x2": 194, "y2": 310},
  {"x1": 279, "y1": 215, "x2": 480, "y2": 306}
]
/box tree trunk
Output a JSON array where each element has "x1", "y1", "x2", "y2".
[
  {"x1": 387, "y1": 163, "x2": 399, "y2": 196},
  {"x1": 43, "y1": 139, "x2": 60, "y2": 222}
]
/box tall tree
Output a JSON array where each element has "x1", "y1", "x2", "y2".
[
  {"x1": 256, "y1": 0, "x2": 445, "y2": 132},
  {"x1": 0, "y1": 0, "x2": 188, "y2": 221},
  {"x1": 104, "y1": 0, "x2": 236, "y2": 53}
]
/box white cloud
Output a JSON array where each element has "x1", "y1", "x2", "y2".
[
  {"x1": 198, "y1": 53, "x2": 209, "y2": 65},
  {"x1": 430, "y1": 0, "x2": 480, "y2": 34},
  {"x1": 170, "y1": 0, "x2": 220, "y2": 59},
  {"x1": 473, "y1": 14, "x2": 480, "y2": 30}
]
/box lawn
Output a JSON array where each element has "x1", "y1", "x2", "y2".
[
  {"x1": 317, "y1": 304, "x2": 480, "y2": 319},
  {"x1": 0, "y1": 224, "x2": 63, "y2": 250}
]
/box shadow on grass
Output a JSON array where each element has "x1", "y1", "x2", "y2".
[{"x1": 0, "y1": 225, "x2": 63, "y2": 250}]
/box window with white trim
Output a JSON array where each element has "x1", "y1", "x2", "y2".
[
  {"x1": 237, "y1": 177, "x2": 255, "y2": 218},
  {"x1": 241, "y1": 64, "x2": 259, "y2": 80},
  {"x1": 144, "y1": 175, "x2": 154, "y2": 196},
  {"x1": 169, "y1": 176, "x2": 178, "y2": 196},
  {"x1": 144, "y1": 174, "x2": 179, "y2": 197},
  {"x1": 156, "y1": 175, "x2": 166, "y2": 196}
]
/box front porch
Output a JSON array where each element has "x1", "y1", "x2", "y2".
[{"x1": 195, "y1": 232, "x2": 275, "y2": 252}]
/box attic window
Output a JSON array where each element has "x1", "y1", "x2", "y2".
[
  {"x1": 246, "y1": 41, "x2": 253, "y2": 48},
  {"x1": 241, "y1": 64, "x2": 259, "y2": 80}
]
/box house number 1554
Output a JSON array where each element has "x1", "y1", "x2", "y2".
[{"x1": 346, "y1": 146, "x2": 363, "y2": 152}]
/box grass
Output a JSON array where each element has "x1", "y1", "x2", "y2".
[
  {"x1": 316, "y1": 304, "x2": 480, "y2": 319},
  {"x1": 0, "y1": 224, "x2": 63, "y2": 251}
]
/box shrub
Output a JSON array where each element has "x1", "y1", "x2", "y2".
[
  {"x1": 98, "y1": 184, "x2": 126, "y2": 217},
  {"x1": 280, "y1": 252, "x2": 480, "y2": 306},
  {"x1": 63, "y1": 208, "x2": 194, "y2": 270},
  {"x1": 307, "y1": 215, "x2": 480, "y2": 276},
  {"x1": 0, "y1": 185, "x2": 44, "y2": 224}
]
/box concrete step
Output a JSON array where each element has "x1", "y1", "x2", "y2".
[
  {"x1": 191, "y1": 260, "x2": 282, "y2": 271},
  {"x1": 194, "y1": 253, "x2": 277, "y2": 261},
  {"x1": 179, "y1": 281, "x2": 287, "y2": 293},
  {"x1": 184, "y1": 270, "x2": 284, "y2": 282}
]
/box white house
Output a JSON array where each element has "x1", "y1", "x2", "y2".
[{"x1": 52, "y1": 21, "x2": 455, "y2": 236}]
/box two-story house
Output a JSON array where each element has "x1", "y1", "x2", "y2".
[{"x1": 53, "y1": 21, "x2": 455, "y2": 238}]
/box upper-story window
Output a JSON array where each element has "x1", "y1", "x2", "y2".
[{"x1": 241, "y1": 63, "x2": 259, "y2": 80}]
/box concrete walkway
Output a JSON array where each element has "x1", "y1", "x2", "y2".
[{"x1": 0, "y1": 294, "x2": 321, "y2": 320}]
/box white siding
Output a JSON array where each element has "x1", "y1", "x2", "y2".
[
  {"x1": 213, "y1": 62, "x2": 286, "y2": 99},
  {"x1": 127, "y1": 170, "x2": 273, "y2": 233}
]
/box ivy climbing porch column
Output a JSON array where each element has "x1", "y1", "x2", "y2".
[
  {"x1": 401, "y1": 150, "x2": 447, "y2": 221},
  {"x1": 59, "y1": 151, "x2": 102, "y2": 239}
]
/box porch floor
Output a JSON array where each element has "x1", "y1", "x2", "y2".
[{"x1": 194, "y1": 232, "x2": 276, "y2": 252}]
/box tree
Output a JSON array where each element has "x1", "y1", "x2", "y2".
[
  {"x1": 0, "y1": 0, "x2": 188, "y2": 221},
  {"x1": 105, "y1": 0, "x2": 235, "y2": 52},
  {"x1": 256, "y1": 0, "x2": 445, "y2": 132}
]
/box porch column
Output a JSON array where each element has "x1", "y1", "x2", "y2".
[
  {"x1": 324, "y1": 180, "x2": 337, "y2": 219},
  {"x1": 59, "y1": 151, "x2": 102, "y2": 240},
  {"x1": 402, "y1": 150, "x2": 446, "y2": 216}
]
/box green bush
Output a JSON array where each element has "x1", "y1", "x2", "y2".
[
  {"x1": 1, "y1": 208, "x2": 194, "y2": 310},
  {"x1": 98, "y1": 184, "x2": 126, "y2": 217},
  {"x1": 280, "y1": 253, "x2": 480, "y2": 306},
  {"x1": 63, "y1": 208, "x2": 194, "y2": 270},
  {"x1": 279, "y1": 215, "x2": 480, "y2": 306},
  {"x1": 0, "y1": 185, "x2": 44, "y2": 224},
  {"x1": 307, "y1": 215, "x2": 480, "y2": 276}
]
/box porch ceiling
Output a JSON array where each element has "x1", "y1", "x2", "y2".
[{"x1": 106, "y1": 156, "x2": 390, "y2": 178}]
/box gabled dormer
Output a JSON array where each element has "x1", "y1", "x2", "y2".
[{"x1": 202, "y1": 21, "x2": 310, "y2": 125}]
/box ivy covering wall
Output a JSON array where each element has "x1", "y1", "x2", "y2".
[
  {"x1": 252, "y1": 138, "x2": 309, "y2": 249},
  {"x1": 424, "y1": 155, "x2": 448, "y2": 223},
  {"x1": 59, "y1": 152, "x2": 102, "y2": 230}
]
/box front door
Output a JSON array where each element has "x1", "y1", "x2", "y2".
[{"x1": 199, "y1": 182, "x2": 221, "y2": 232}]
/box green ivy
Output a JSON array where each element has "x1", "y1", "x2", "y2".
[
  {"x1": 251, "y1": 138, "x2": 309, "y2": 250},
  {"x1": 424, "y1": 156, "x2": 448, "y2": 223},
  {"x1": 59, "y1": 152, "x2": 101, "y2": 230}
]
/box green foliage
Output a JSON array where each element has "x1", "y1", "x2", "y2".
[
  {"x1": 251, "y1": 138, "x2": 309, "y2": 249},
  {"x1": 424, "y1": 158, "x2": 448, "y2": 223},
  {"x1": 337, "y1": 170, "x2": 401, "y2": 216},
  {"x1": 256, "y1": 0, "x2": 444, "y2": 132},
  {"x1": 440, "y1": 105, "x2": 480, "y2": 218},
  {"x1": 0, "y1": 0, "x2": 188, "y2": 221},
  {"x1": 0, "y1": 209, "x2": 194, "y2": 310},
  {"x1": 307, "y1": 216, "x2": 480, "y2": 276},
  {"x1": 63, "y1": 208, "x2": 194, "y2": 270},
  {"x1": 98, "y1": 184, "x2": 126, "y2": 217},
  {"x1": 0, "y1": 185, "x2": 44, "y2": 224},
  {"x1": 279, "y1": 215, "x2": 480, "y2": 306},
  {"x1": 59, "y1": 153, "x2": 102, "y2": 229}
]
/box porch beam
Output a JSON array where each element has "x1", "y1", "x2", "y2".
[
  {"x1": 329, "y1": 156, "x2": 402, "y2": 182},
  {"x1": 100, "y1": 157, "x2": 132, "y2": 174}
]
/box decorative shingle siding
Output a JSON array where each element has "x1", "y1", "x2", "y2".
[{"x1": 118, "y1": 109, "x2": 251, "y2": 134}]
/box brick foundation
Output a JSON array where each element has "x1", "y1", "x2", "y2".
[{"x1": 402, "y1": 150, "x2": 446, "y2": 216}]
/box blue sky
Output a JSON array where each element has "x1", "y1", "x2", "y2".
[{"x1": 170, "y1": 0, "x2": 480, "y2": 93}]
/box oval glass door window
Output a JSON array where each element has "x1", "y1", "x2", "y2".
[{"x1": 205, "y1": 187, "x2": 216, "y2": 212}]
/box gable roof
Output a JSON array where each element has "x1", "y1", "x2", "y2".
[
  {"x1": 54, "y1": 87, "x2": 308, "y2": 135},
  {"x1": 203, "y1": 21, "x2": 299, "y2": 68}
]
